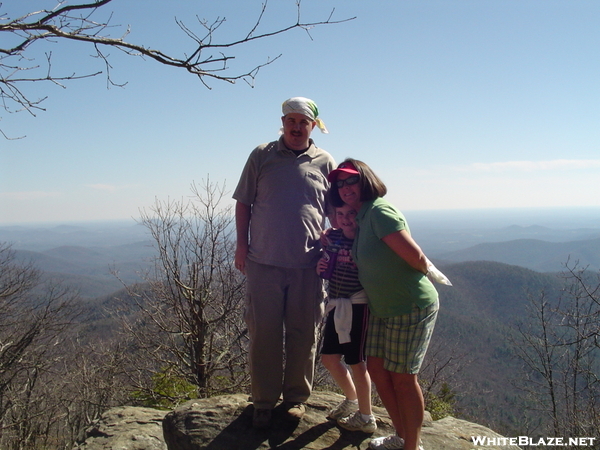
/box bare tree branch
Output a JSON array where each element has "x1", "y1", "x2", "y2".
[
  {"x1": 114, "y1": 179, "x2": 249, "y2": 402},
  {"x1": 512, "y1": 261, "x2": 600, "y2": 438},
  {"x1": 0, "y1": 243, "x2": 83, "y2": 448},
  {"x1": 1, "y1": 0, "x2": 355, "y2": 137}
]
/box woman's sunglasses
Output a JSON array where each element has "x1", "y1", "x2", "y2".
[{"x1": 336, "y1": 175, "x2": 360, "y2": 188}]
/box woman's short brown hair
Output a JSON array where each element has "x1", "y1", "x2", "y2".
[{"x1": 328, "y1": 158, "x2": 387, "y2": 208}]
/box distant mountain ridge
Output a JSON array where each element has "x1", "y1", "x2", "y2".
[
  {"x1": 438, "y1": 237, "x2": 600, "y2": 272},
  {"x1": 0, "y1": 221, "x2": 149, "y2": 251},
  {"x1": 13, "y1": 241, "x2": 155, "y2": 299}
]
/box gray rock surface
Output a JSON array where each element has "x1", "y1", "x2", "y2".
[
  {"x1": 73, "y1": 391, "x2": 522, "y2": 449},
  {"x1": 73, "y1": 406, "x2": 167, "y2": 450},
  {"x1": 162, "y1": 391, "x2": 521, "y2": 450}
]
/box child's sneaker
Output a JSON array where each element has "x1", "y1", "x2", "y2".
[
  {"x1": 369, "y1": 434, "x2": 405, "y2": 449},
  {"x1": 337, "y1": 411, "x2": 377, "y2": 433},
  {"x1": 327, "y1": 398, "x2": 358, "y2": 420}
]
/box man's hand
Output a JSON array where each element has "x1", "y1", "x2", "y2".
[
  {"x1": 316, "y1": 255, "x2": 328, "y2": 276},
  {"x1": 235, "y1": 242, "x2": 248, "y2": 274},
  {"x1": 235, "y1": 201, "x2": 252, "y2": 274},
  {"x1": 319, "y1": 227, "x2": 334, "y2": 247}
]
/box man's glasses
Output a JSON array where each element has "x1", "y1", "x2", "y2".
[{"x1": 336, "y1": 175, "x2": 360, "y2": 188}]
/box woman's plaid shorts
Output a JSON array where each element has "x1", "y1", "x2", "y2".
[{"x1": 366, "y1": 300, "x2": 439, "y2": 374}]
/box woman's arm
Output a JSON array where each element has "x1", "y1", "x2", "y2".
[{"x1": 382, "y1": 229, "x2": 429, "y2": 274}]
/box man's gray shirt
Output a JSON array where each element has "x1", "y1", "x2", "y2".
[{"x1": 233, "y1": 137, "x2": 335, "y2": 269}]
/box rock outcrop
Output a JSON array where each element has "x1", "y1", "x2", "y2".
[
  {"x1": 73, "y1": 406, "x2": 167, "y2": 450},
  {"x1": 74, "y1": 391, "x2": 521, "y2": 450}
]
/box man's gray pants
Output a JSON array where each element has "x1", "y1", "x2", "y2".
[{"x1": 244, "y1": 259, "x2": 325, "y2": 410}]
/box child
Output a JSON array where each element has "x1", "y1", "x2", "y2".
[{"x1": 318, "y1": 203, "x2": 376, "y2": 433}]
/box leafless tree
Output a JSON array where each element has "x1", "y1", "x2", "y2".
[
  {"x1": 1, "y1": 0, "x2": 353, "y2": 138},
  {"x1": 45, "y1": 334, "x2": 131, "y2": 448},
  {"x1": 512, "y1": 289, "x2": 564, "y2": 435},
  {"x1": 116, "y1": 179, "x2": 248, "y2": 405},
  {"x1": 419, "y1": 336, "x2": 468, "y2": 419},
  {"x1": 513, "y1": 261, "x2": 600, "y2": 442},
  {"x1": 0, "y1": 243, "x2": 82, "y2": 449}
]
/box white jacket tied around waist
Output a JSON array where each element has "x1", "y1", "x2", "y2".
[{"x1": 324, "y1": 290, "x2": 368, "y2": 344}]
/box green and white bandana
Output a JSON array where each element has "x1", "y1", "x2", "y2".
[{"x1": 281, "y1": 97, "x2": 329, "y2": 134}]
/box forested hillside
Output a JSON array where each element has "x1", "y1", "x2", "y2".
[{"x1": 430, "y1": 260, "x2": 565, "y2": 434}]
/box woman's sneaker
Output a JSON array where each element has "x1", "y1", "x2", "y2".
[
  {"x1": 327, "y1": 398, "x2": 358, "y2": 420},
  {"x1": 337, "y1": 411, "x2": 377, "y2": 433},
  {"x1": 369, "y1": 434, "x2": 405, "y2": 450}
]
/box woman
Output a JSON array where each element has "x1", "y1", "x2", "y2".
[{"x1": 327, "y1": 158, "x2": 439, "y2": 450}]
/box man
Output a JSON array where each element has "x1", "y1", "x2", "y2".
[{"x1": 233, "y1": 97, "x2": 335, "y2": 428}]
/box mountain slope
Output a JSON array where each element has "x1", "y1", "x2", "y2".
[{"x1": 428, "y1": 260, "x2": 564, "y2": 434}]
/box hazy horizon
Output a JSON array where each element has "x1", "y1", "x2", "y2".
[
  {"x1": 2, "y1": 205, "x2": 600, "y2": 230},
  {"x1": 2, "y1": 2, "x2": 599, "y2": 224}
]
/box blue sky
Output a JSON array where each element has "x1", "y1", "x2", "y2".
[{"x1": 1, "y1": 0, "x2": 599, "y2": 225}]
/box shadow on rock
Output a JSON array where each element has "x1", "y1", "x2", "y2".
[
  {"x1": 162, "y1": 392, "x2": 382, "y2": 450},
  {"x1": 205, "y1": 404, "x2": 303, "y2": 450},
  {"x1": 276, "y1": 423, "x2": 373, "y2": 450}
]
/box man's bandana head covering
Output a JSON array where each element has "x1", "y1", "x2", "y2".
[{"x1": 281, "y1": 97, "x2": 329, "y2": 134}]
